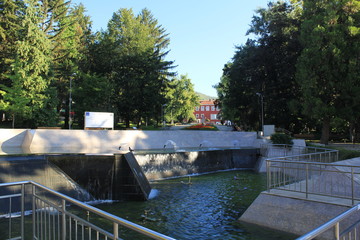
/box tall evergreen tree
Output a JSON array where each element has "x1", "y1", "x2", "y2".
[
  {"x1": 0, "y1": 0, "x2": 24, "y2": 88},
  {"x1": 103, "y1": 8, "x2": 174, "y2": 127},
  {"x1": 0, "y1": 0, "x2": 53, "y2": 127}
]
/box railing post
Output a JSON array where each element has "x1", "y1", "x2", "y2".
[
  {"x1": 352, "y1": 168, "x2": 355, "y2": 206},
  {"x1": 335, "y1": 222, "x2": 340, "y2": 240},
  {"x1": 267, "y1": 160, "x2": 271, "y2": 192},
  {"x1": 62, "y1": 199, "x2": 66, "y2": 240},
  {"x1": 21, "y1": 183, "x2": 25, "y2": 239},
  {"x1": 32, "y1": 184, "x2": 36, "y2": 239},
  {"x1": 306, "y1": 163, "x2": 309, "y2": 199},
  {"x1": 113, "y1": 222, "x2": 119, "y2": 239}
]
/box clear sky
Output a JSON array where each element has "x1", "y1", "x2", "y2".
[{"x1": 70, "y1": 0, "x2": 270, "y2": 97}]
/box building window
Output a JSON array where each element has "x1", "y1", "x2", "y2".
[
  {"x1": 211, "y1": 114, "x2": 217, "y2": 120},
  {"x1": 195, "y1": 107, "x2": 199, "y2": 111},
  {"x1": 201, "y1": 114, "x2": 204, "y2": 118},
  {"x1": 216, "y1": 106, "x2": 220, "y2": 111},
  {"x1": 196, "y1": 114, "x2": 199, "y2": 118},
  {"x1": 211, "y1": 106, "x2": 215, "y2": 111},
  {"x1": 201, "y1": 106, "x2": 204, "y2": 111},
  {"x1": 206, "y1": 106, "x2": 210, "y2": 111}
]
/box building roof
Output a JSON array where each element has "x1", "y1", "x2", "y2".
[{"x1": 199, "y1": 100, "x2": 216, "y2": 105}]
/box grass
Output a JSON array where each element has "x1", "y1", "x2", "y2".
[{"x1": 306, "y1": 141, "x2": 360, "y2": 161}]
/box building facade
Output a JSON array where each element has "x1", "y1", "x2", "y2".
[{"x1": 193, "y1": 100, "x2": 221, "y2": 124}]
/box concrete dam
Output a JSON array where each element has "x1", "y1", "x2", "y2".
[{"x1": 0, "y1": 129, "x2": 262, "y2": 204}]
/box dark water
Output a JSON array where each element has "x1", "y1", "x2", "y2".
[{"x1": 96, "y1": 170, "x2": 297, "y2": 240}]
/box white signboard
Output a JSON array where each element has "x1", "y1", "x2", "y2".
[{"x1": 84, "y1": 112, "x2": 114, "y2": 129}]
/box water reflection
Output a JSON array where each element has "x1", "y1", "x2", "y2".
[{"x1": 96, "y1": 171, "x2": 296, "y2": 240}]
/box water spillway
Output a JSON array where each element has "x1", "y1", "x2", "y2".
[
  {"x1": 0, "y1": 148, "x2": 260, "y2": 203},
  {"x1": 47, "y1": 152, "x2": 151, "y2": 201}
]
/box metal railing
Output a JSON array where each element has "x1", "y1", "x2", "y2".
[
  {"x1": 266, "y1": 160, "x2": 360, "y2": 205},
  {"x1": 0, "y1": 181, "x2": 175, "y2": 240},
  {"x1": 261, "y1": 144, "x2": 339, "y2": 162},
  {"x1": 296, "y1": 203, "x2": 360, "y2": 240},
  {"x1": 264, "y1": 144, "x2": 360, "y2": 239}
]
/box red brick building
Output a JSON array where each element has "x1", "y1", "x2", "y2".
[{"x1": 194, "y1": 100, "x2": 221, "y2": 124}]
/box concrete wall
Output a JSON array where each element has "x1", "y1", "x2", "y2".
[
  {"x1": 0, "y1": 129, "x2": 257, "y2": 154},
  {"x1": 0, "y1": 156, "x2": 92, "y2": 212},
  {"x1": 239, "y1": 193, "x2": 356, "y2": 239}
]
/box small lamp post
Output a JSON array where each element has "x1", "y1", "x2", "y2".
[
  {"x1": 162, "y1": 104, "x2": 167, "y2": 127},
  {"x1": 256, "y1": 92, "x2": 264, "y2": 135},
  {"x1": 69, "y1": 73, "x2": 76, "y2": 129}
]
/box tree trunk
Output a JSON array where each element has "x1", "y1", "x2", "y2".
[
  {"x1": 12, "y1": 114, "x2": 15, "y2": 129},
  {"x1": 64, "y1": 98, "x2": 69, "y2": 129},
  {"x1": 125, "y1": 118, "x2": 130, "y2": 128},
  {"x1": 320, "y1": 118, "x2": 330, "y2": 145}
]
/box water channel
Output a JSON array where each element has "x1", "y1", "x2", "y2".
[{"x1": 95, "y1": 170, "x2": 296, "y2": 239}]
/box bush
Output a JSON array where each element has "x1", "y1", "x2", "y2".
[
  {"x1": 270, "y1": 133, "x2": 293, "y2": 145},
  {"x1": 183, "y1": 124, "x2": 218, "y2": 131}
]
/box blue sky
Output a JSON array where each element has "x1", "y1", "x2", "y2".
[{"x1": 70, "y1": 0, "x2": 270, "y2": 97}]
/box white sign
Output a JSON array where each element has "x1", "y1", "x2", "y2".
[{"x1": 84, "y1": 112, "x2": 114, "y2": 129}]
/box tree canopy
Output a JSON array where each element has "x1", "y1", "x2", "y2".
[
  {"x1": 0, "y1": 1, "x2": 181, "y2": 129},
  {"x1": 217, "y1": 0, "x2": 360, "y2": 143}
]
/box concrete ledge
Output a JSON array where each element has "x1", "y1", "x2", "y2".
[
  {"x1": 0, "y1": 129, "x2": 257, "y2": 154},
  {"x1": 239, "y1": 192, "x2": 359, "y2": 239}
]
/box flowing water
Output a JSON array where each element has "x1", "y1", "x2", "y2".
[{"x1": 96, "y1": 170, "x2": 297, "y2": 239}]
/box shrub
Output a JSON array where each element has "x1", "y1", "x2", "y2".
[
  {"x1": 183, "y1": 124, "x2": 218, "y2": 131},
  {"x1": 270, "y1": 133, "x2": 293, "y2": 145}
]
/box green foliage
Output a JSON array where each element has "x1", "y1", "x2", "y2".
[
  {"x1": 0, "y1": 2, "x2": 177, "y2": 129},
  {"x1": 165, "y1": 75, "x2": 199, "y2": 123},
  {"x1": 270, "y1": 133, "x2": 293, "y2": 145},
  {"x1": 296, "y1": 0, "x2": 360, "y2": 144},
  {"x1": 73, "y1": 73, "x2": 113, "y2": 128},
  {"x1": 216, "y1": 1, "x2": 303, "y2": 132},
  {"x1": 97, "y1": 8, "x2": 175, "y2": 128},
  {"x1": 0, "y1": 0, "x2": 55, "y2": 127}
]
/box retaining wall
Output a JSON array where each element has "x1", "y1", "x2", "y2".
[
  {"x1": 0, "y1": 129, "x2": 257, "y2": 154},
  {"x1": 239, "y1": 193, "x2": 356, "y2": 239}
]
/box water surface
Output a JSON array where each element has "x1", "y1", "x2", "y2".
[{"x1": 96, "y1": 170, "x2": 296, "y2": 239}]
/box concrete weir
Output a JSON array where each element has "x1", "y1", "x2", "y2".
[
  {"x1": 45, "y1": 148, "x2": 259, "y2": 200},
  {"x1": 0, "y1": 129, "x2": 261, "y2": 202}
]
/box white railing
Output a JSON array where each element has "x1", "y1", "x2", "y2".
[{"x1": 0, "y1": 181, "x2": 175, "y2": 240}]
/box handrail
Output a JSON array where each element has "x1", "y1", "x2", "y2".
[
  {"x1": 266, "y1": 159, "x2": 360, "y2": 204},
  {"x1": 296, "y1": 204, "x2": 360, "y2": 240},
  {"x1": 30, "y1": 181, "x2": 175, "y2": 240},
  {"x1": 0, "y1": 180, "x2": 176, "y2": 240}
]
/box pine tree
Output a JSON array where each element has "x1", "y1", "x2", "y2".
[{"x1": 0, "y1": 0, "x2": 52, "y2": 127}]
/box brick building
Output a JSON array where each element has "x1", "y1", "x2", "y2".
[{"x1": 194, "y1": 99, "x2": 221, "y2": 124}]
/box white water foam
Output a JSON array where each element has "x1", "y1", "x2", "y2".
[{"x1": 148, "y1": 189, "x2": 160, "y2": 199}]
